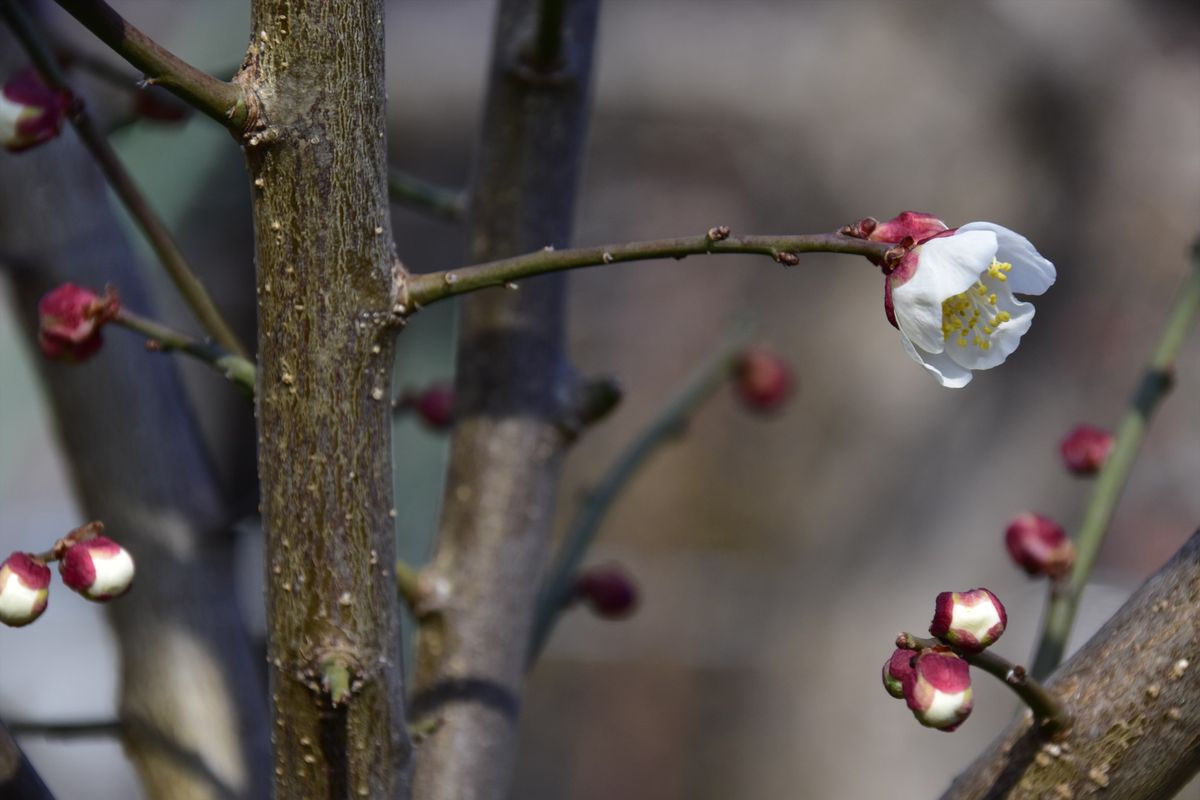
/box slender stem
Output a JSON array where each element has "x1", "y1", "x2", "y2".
[
  {"x1": 527, "y1": 324, "x2": 754, "y2": 662},
  {"x1": 0, "y1": 1, "x2": 249, "y2": 358},
  {"x1": 405, "y1": 231, "x2": 892, "y2": 308},
  {"x1": 1030, "y1": 246, "x2": 1200, "y2": 680},
  {"x1": 48, "y1": 0, "x2": 247, "y2": 128},
  {"x1": 395, "y1": 559, "x2": 421, "y2": 614},
  {"x1": 5, "y1": 719, "x2": 122, "y2": 738},
  {"x1": 112, "y1": 310, "x2": 256, "y2": 393},
  {"x1": 387, "y1": 170, "x2": 465, "y2": 222},
  {"x1": 905, "y1": 635, "x2": 1069, "y2": 736},
  {"x1": 531, "y1": 0, "x2": 568, "y2": 69}
]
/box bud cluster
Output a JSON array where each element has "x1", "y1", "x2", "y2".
[{"x1": 0, "y1": 522, "x2": 135, "y2": 628}]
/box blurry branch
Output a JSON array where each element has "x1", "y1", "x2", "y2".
[
  {"x1": 5, "y1": 719, "x2": 122, "y2": 739},
  {"x1": 47, "y1": 0, "x2": 248, "y2": 128},
  {"x1": 1030, "y1": 243, "x2": 1200, "y2": 679},
  {"x1": 944, "y1": 530, "x2": 1200, "y2": 799},
  {"x1": 530, "y1": 0, "x2": 567, "y2": 69},
  {"x1": 527, "y1": 325, "x2": 752, "y2": 662},
  {"x1": 0, "y1": 721, "x2": 56, "y2": 800},
  {"x1": 0, "y1": 0, "x2": 249, "y2": 358},
  {"x1": 113, "y1": 309, "x2": 257, "y2": 394},
  {"x1": 404, "y1": 230, "x2": 893, "y2": 308},
  {"x1": 387, "y1": 170, "x2": 466, "y2": 222}
]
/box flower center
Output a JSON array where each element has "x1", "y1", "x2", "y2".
[{"x1": 941, "y1": 260, "x2": 1013, "y2": 351}]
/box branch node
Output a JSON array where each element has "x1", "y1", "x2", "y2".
[
  {"x1": 706, "y1": 225, "x2": 731, "y2": 244},
  {"x1": 774, "y1": 251, "x2": 800, "y2": 267}
]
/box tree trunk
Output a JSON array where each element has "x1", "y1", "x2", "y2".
[
  {"x1": 410, "y1": 2, "x2": 600, "y2": 798},
  {"x1": 239, "y1": 0, "x2": 411, "y2": 796}
]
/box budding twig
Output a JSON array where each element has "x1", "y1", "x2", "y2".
[
  {"x1": 1030, "y1": 243, "x2": 1200, "y2": 680},
  {"x1": 0, "y1": 1, "x2": 249, "y2": 359},
  {"x1": 404, "y1": 230, "x2": 893, "y2": 309},
  {"x1": 901, "y1": 634, "x2": 1069, "y2": 736},
  {"x1": 112, "y1": 310, "x2": 257, "y2": 394},
  {"x1": 527, "y1": 324, "x2": 754, "y2": 663}
]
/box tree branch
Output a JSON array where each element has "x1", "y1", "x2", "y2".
[
  {"x1": 410, "y1": 0, "x2": 600, "y2": 797},
  {"x1": 404, "y1": 230, "x2": 893, "y2": 308},
  {"x1": 1030, "y1": 245, "x2": 1200, "y2": 679},
  {"x1": 112, "y1": 310, "x2": 257, "y2": 394},
  {"x1": 48, "y1": 0, "x2": 248, "y2": 128},
  {"x1": 527, "y1": 325, "x2": 752, "y2": 662},
  {"x1": 942, "y1": 530, "x2": 1200, "y2": 799},
  {"x1": 0, "y1": 0, "x2": 249, "y2": 358},
  {"x1": 387, "y1": 170, "x2": 465, "y2": 222}
]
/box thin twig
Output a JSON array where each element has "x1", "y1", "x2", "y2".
[
  {"x1": 387, "y1": 170, "x2": 465, "y2": 222},
  {"x1": 1030, "y1": 243, "x2": 1200, "y2": 680},
  {"x1": 404, "y1": 230, "x2": 893, "y2": 309},
  {"x1": 527, "y1": 324, "x2": 754, "y2": 662},
  {"x1": 5, "y1": 718, "x2": 122, "y2": 739},
  {"x1": 0, "y1": 0, "x2": 249, "y2": 358},
  {"x1": 112, "y1": 310, "x2": 256, "y2": 393},
  {"x1": 903, "y1": 635, "x2": 1069, "y2": 736},
  {"x1": 48, "y1": 0, "x2": 247, "y2": 128}
]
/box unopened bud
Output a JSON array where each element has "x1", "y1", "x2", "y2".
[
  {"x1": 414, "y1": 382, "x2": 454, "y2": 431},
  {"x1": 1005, "y1": 513, "x2": 1074, "y2": 579},
  {"x1": 58, "y1": 537, "x2": 135, "y2": 601},
  {"x1": 866, "y1": 211, "x2": 949, "y2": 245},
  {"x1": 904, "y1": 647, "x2": 973, "y2": 731},
  {"x1": 574, "y1": 564, "x2": 638, "y2": 619},
  {"x1": 733, "y1": 348, "x2": 793, "y2": 413},
  {"x1": 1, "y1": 68, "x2": 68, "y2": 153},
  {"x1": 1059, "y1": 424, "x2": 1114, "y2": 476},
  {"x1": 930, "y1": 588, "x2": 1006, "y2": 652},
  {"x1": 38, "y1": 284, "x2": 119, "y2": 362},
  {"x1": 883, "y1": 647, "x2": 917, "y2": 700},
  {"x1": 0, "y1": 552, "x2": 51, "y2": 627}
]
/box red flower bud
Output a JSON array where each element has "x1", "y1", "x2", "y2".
[
  {"x1": 574, "y1": 564, "x2": 638, "y2": 619},
  {"x1": 883, "y1": 647, "x2": 918, "y2": 699},
  {"x1": 1, "y1": 68, "x2": 69, "y2": 153},
  {"x1": 867, "y1": 211, "x2": 949, "y2": 246},
  {"x1": 903, "y1": 647, "x2": 973, "y2": 731},
  {"x1": 0, "y1": 552, "x2": 51, "y2": 627},
  {"x1": 58, "y1": 536, "x2": 135, "y2": 601},
  {"x1": 37, "y1": 284, "x2": 120, "y2": 362},
  {"x1": 1059, "y1": 424, "x2": 1114, "y2": 476},
  {"x1": 930, "y1": 588, "x2": 1006, "y2": 652},
  {"x1": 733, "y1": 348, "x2": 793, "y2": 413},
  {"x1": 1005, "y1": 513, "x2": 1074, "y2": 578},
  {"x1": 413, "y1": 382, "x2": 454, "y2": 430}
]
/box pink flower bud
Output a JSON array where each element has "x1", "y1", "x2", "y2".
[
  {"x1": 37, "y1": 284, "x2": 120, "y2": 362},
  {"x1": 414, "y1": 382, "x2": 454, "y2": 430},
  {"x1": 0, "y1": 552, "x2": 51, "y2": 627},
  {"x1": 1059, "y1": 424, "x2": 1114, "y2": 476},
  {"x1": 930, "y1": 588, "x2": 1006, "y2": 652},
  {"x1": 58, "y1": 537, "x2": 135, "y2": 601},
  {"x1": 733, "y1": 348, "x2": 793, "y2": 413},
  {"x1": 867, "y1": 211, "x2": 949, "y2": 245},
  {"x1": 903, "y1": 647, "x2": 973, "y2": 731},
  {"x1": 574, "y1": 564, "x2": 639, "y2": 619},
  {"x1": 883, "y1": 647, "x2": 917, "y2": 699},
  {"x1": 1, "y1": 68, "x2": 69, "y2": 153},
  {"x1": 1005, "y1": 513, "x2": 1074, "y2": 579}
]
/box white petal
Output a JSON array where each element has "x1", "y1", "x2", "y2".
[
  {"x1": 900, "y1": 334, "x2": 974, "y2": 388},
  {"x1": 891, "y1": 230, "x2": 997, "y2": 354},
  {"x1": 958, "y1": 222, "x2": 1055, "y2": 296},
  {"x1": 944, "y1": 288, "x2": 1034, "y2": 371},
  {"x1": 90, "y1": 549, "x2": 135, "y2": 598},
  {"x1": 0, "y1": 93, "x2": 23, "y2": 145}
]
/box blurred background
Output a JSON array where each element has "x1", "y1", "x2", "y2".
[{"x1": 2, "y1": 0, "x2": 1198, "y2": 797}]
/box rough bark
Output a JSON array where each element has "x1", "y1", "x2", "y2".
[
  {"x1": 410, "y1": 1, "x2": 600, "y2": 798},
  {"x1": 942, "y1": 530, "x2": 1200, "y2": 799},
  {"x1": 239, "y1": 1, "x2": 411, "y2": 796},
  {"x1": 0, "y1": 25, "x2": 270, "y2": 800}
]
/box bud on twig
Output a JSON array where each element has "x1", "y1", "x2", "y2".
[
  {"x1": 1059, "y1": 424, "x2": 1114, "y2": 476},
  {"x1": 930, "y1": 588, "x2": 1006, "y2": 652},
  {"x1": 573, "y1": 564, "x2": 638, "y2": 619},
  {"x1": 1, "y1": 68, "x2": 68, "y2": 152},
  {"x1": 58, "y1": 537, "x2": 135, "y2": 601},
  {"x1": 37, "y1": 284, "x2": 120, "y2": 362},
  {"x1": 882, "y1": 647, "x2": 917, "y2": 699},
  {"x1": 1005, "y1": 513, "x2": 1074, "y2": 579},
  {"x1": 904, "y1": 647, "x2": 973, "y2": 731},
  {"x1": 0, "y1": 553, "x2": 51, "y2": 627},
  {"x1": 733, "y1": 348, "x2": 793, "y2": 413}
]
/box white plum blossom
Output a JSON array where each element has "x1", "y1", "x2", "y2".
[{"x1": 879, "y1": 219, "x2": 1056, "y2": 388}]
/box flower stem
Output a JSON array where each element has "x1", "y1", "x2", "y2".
[
  {"x1": 404, "y1": 230, "x2": 893, "y2": 309},
  {"x1": 387, "y1": 170, "x2": 465, "y2": 222},
  {"x1": 113, "y1": 310, "x2": 256, "y2": 394},
  {"x1": 904, "y1": 635, "x2": 1069, "y2": 736},
  {"x1": 5, "y1": 718, "x2": 122, "y2": 738},
  {"x1": 0, "y1": 1, "x2": 250, "y2": 359},
  {"x1": 48, "y1": 0, "x2": 248, "y2": 128},
  {"x1": 527, "y1": 324, "x2": 754, "y2": 663},
  {"x1": 1029, "y1": 244, "x2": 1200, "y2": 680}
]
